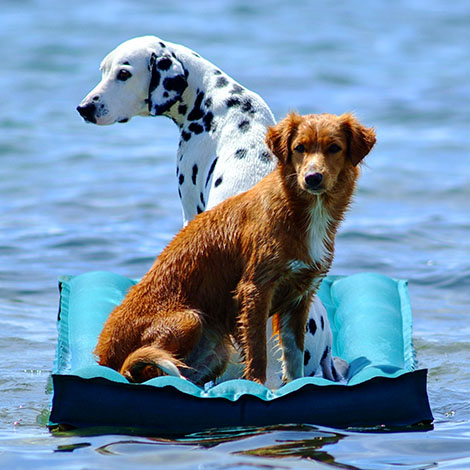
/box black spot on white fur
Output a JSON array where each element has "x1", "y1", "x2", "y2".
[
  {"x1": 235, "y1": 149, "x2": 248, "y2": 160},
  {"x1": 321, "y1": 316, "x2": 325, "y2": 330},
  {"x1": 205, "y1": 157, "x2": 218, "y2": 187},
  {"x1": 200, "y1": 192, "x2": 205, "y2": 205},
  {"x1": 224, "y1": 97, "x2": 255, "y2": 114},
  {"x1": 189, "y1": 123, "x2": 204, "y2": 134},
  {"x1": 226, "y1": 97, "x2": 241, "y2": 108},
  {"x1": 304, "y1": 349, "x2": 311, "y2": 367},
  {"x1": 332, "y1": 365, "x2": 342, "y2": 382},
  {"x1": 188, "y1": 91, "x2": 205, "y2": 121},
  {"x1": 231, "y1": 84, "x2": 244, "y2": 95},
  {"x1": 259, "y1": 150, "x2": 272, "y2": 163},
  {"x1": 238, "y1": 120, "x2": 250, "y2": 133},
  {"x1": 182, "y1": 131, "x2": 191, "y2": 142},
  {"x1": 321, "y1": 346, "x2": 330, "y2": 361},
  {"x1": 157, "y1": 57, "x2": 172, "y2": 71},
  {"x1": 216, "y1": 76, "x2": 229, "y2": 88},
  {"x1": 203, "y1": 112, "x2": 214, "y2": 132},
  {"x1": 308, "y1": 318, "x2": 317, "y2": 336},
  {"x1": 163, "y1": 75, "x2": 187, "y2": 94},
  {"x1": 192, "y1": 164, "x2": 198, "y2": 184},
  {"x1": 179, "y1": 174, "x2": 184, "y2": 185},
  {"x1": 148, "y1": 56, "x2": 161, "y2": 94},
  {"x1": 234, "y1": 148, "x2": 247, "y2": 159},
  {"x1": 242, "y1": 99, "x2": 255, "y2": 114},
  {"x1": 214, "y1": 176, "x2": 223, "y2": 187}
]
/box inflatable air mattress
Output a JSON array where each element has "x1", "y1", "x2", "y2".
[{"x1": 49, "y1": 271, "x2": 433, "y2": 434}]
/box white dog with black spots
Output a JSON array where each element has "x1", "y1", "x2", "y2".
[{"x1": 78, "y1": 35, "x2": 348, "y2": 388}]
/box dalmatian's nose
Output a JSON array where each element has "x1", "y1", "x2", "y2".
[{"x1": 77, "y1": 103, "x2": 97, "y2": 123}]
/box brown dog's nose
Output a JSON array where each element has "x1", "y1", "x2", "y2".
[
  {"x1": 77, "y1": 103, "x2": 97, "y2": 123},
  {"x1": 305, "y1": 172, "x2": 323, "y2": 190}
]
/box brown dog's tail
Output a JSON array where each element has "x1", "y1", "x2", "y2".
[{"x1": 119, "y1": 345, "x2": 187, "y2": 383}]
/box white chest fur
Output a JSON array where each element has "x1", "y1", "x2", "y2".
[{"x1": 307, "y1": 201, "x2": 332, "y2": 266}]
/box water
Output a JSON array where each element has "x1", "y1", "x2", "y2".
[{"x1": 1, "y1": 0, "x2": 469, "y2": 468}]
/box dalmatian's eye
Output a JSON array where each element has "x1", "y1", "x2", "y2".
[
  {"x1": 117, "y1": 69, "x2": 132, "y2": 81},
  {"x1": 294, "y1": 144, "x2": 305, "y2": 153},
  {"x1": 328, "y1": 144, "x2": 342, "y2": 154}
]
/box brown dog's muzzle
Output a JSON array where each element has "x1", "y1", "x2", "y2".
[{"x1": 304, "y1": 172, "x2": 324, "y2": 191}]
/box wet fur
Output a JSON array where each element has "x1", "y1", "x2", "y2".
[{"x1": 94, "y1": 112, "x2": 376, "y2": 385}]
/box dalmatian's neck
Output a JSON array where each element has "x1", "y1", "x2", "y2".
[
  {"x1": 157, "y1": 42, "x2": 276, "y2": 224},
  {"x1": 161, "y1": 43, "x2": 240, "y2": 135}
]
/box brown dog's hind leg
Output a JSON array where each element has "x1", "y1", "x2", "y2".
[{"x1": 120, "y1": 308, "x2": 203, "y2": 383}]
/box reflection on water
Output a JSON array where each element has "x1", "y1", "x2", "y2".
[
  {"x1": 92, "y1": 425, "x2": 353, "y2": 469},
  {"x1": 55, "y1": 442, "x2": 92, "y2": 453}
]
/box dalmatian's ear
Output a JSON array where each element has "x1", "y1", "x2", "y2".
[{"x1": 148, "y1": 52, "x2": 188, "y2": 116}]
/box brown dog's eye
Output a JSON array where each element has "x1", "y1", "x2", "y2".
[
  {"x1": 328, "y1": 144, "x2": 342, "y2": 154},
  {"x1": 117, "y1": 69, "x2": 132, "y2": 81},
  {"x1": 294, "y1": 144, "x2": 305, "y2": 153}
]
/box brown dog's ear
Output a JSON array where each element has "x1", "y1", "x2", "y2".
[
  {"x1": 340, "y1": 113, "x2": 376, "y2": 166},
  {"x1": 265, "y1": 112, "x2": 303, "y2": 164}
]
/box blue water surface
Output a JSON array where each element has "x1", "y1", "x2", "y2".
[{"x1": 1, "y1": 1, "x2": 469, "y2": 469}]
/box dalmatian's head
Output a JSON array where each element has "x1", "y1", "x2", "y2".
[{"x1": 77, "y1": 36, "x2": 188, "y2": 125}]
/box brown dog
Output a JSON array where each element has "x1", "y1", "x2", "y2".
[{"x1": 94, "y1": 112, "x2": 376, "y2": 385}]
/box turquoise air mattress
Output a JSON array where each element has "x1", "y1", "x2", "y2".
[{"x1": 49, "y1": 271, "x2": 433, "y2": 434}]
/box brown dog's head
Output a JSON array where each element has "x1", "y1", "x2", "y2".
[{"x1": 266, "y1": 112, "x2": 376, "y2": 194}]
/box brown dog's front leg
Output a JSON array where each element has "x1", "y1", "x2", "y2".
[{"x1": 236, "y1": 280, "x2": 274, "y2": 384}]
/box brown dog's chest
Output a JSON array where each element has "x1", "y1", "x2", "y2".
[
  {"x1": 190, "y1": 220, "x2": 328, "y2": 331},
  {"x1": 270, "y1": 259, "x2": 323, "y2": 314}
]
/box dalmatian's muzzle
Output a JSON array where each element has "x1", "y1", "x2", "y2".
[
  {"x1": 76, "y1": 39, "x2": 188, "y2": 126},
  {"x1": 77, "y1": 99, "x2": 99, "y2": 124}
]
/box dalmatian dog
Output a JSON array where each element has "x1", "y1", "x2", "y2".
[{"x1": 77, "y1": 35, "x2": 348, "y2": 386}]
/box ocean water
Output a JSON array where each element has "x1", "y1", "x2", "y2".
[{"x1": 1, "y1": 0, "x2": 469, "y2": 468}]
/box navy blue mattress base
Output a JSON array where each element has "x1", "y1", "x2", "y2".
[{"x1": 50, "y1": 369, "x2": 432, "y2": 435}]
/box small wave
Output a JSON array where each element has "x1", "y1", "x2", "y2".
[
  {"x1": 339, "y1": 230, "x2": 400, "y2": 243},
  {"x1": 412, "y1": 268, "x2": 470, "y2": 290}
]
